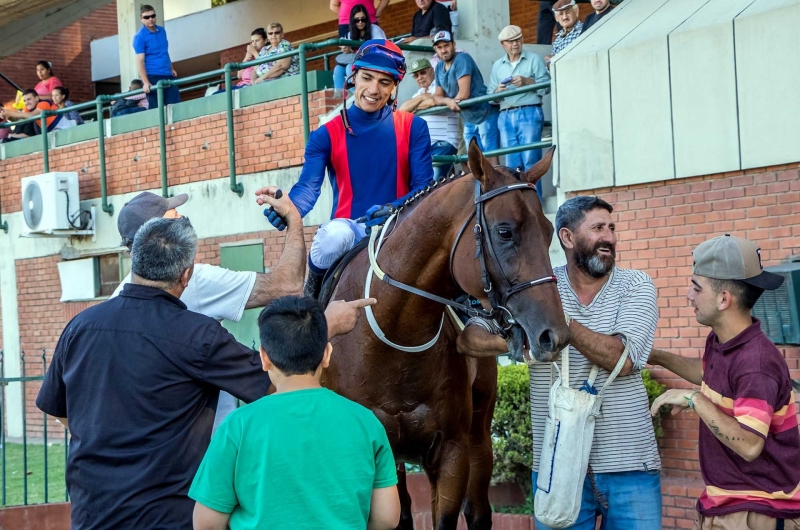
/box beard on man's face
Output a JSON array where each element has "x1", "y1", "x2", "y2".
[{"x1": 572, "y1": 236, "x2": 615, "y2": 278}]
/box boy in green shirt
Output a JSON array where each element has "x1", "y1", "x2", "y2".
[{"x1": 190, "y1": 296, "x2": 400, "y2": 530}]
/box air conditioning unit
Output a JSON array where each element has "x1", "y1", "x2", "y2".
[
  {"x1": 20, "y1": 172, "x2": 80, "y2": 235},
  {"x1": 751, "y1": 260, "x2": 800, "y2": 345}
]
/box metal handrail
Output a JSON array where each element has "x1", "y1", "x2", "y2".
[
  {"x1": 432, "y1": 141, "x2": 553, "y2": 166},
  {"x1": 415, "y1": 81, "x2": 551, "y2": 116}
]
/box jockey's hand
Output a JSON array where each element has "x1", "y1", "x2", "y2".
[
  {"x1": 325, "y1": 298, "x2": 377, "y2": 338},
  {"x1": 256, "y1": 187, "x2": 297, "y2": 231},
  {"x1": 364, "y1": 204, "x2": 394, "y2": 228}
]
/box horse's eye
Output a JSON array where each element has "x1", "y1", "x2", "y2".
[{"x1": 498, "y1": 228, "x2": 513, "y2": 241}]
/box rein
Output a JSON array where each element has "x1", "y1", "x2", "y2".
[{"x1": 364, "y1": 178, "x2": 557, "y2": 352}]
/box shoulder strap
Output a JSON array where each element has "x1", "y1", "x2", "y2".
[
  {"x1": 325, "y1": 115, "x2": 353, "y2": 219},
  {"x1": 392, "y1": 110, "x2": 414, "y2": 197}
]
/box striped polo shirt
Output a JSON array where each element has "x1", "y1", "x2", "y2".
[
  {"x1": 529, "y1": 265, "x2": 661, "y2": 473},
  {"x1": 697, "y1": 320, "x2": 800, "y2": 518}
]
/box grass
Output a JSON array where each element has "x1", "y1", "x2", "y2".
[{"x1": 0, "y1": 442, "x2": 68, "y2": 507}]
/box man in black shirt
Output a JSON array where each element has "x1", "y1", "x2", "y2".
[
  {"x1": 36, "y1": 197, "x2": 373, "y2": 530},
  {"x1": 403, "y1": 0, "x2": 451, "y2": 43},
  {"x1": 584, "y1": 0, "x2": 615, "y2": 31}
]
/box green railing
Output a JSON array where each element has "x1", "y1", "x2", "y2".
[
  {"x1": 0, "y1": 349, "x2": 69, "y2": 507},
  {"x1": 0, "y1": 34, "x2": 551, "y2": 231}
]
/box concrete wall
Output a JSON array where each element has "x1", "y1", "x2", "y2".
[{"x1": 553, "y1": 0, "x2": 800, "y2": 192}]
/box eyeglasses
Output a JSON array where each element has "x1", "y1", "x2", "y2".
[
  {"x1": 354, "y1": 17, "x2": 368, "y2": 23},
  {"x1": 267, "y1": 31, "x2": 282, "y2": 35},
  {"x1": 412, "y1": 70, "x2": 429, "y2": 78},
  {"x1": 141, "y1": 14, "x2": 156, "y2": 19}
]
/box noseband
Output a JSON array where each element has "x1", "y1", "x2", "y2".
[{"x1": 364, "y1": 178, "x2": 556, "y2": 352}]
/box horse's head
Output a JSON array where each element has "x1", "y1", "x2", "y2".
[{"x1": 454, "y1": 140, "x2": 569, "y2": 363}]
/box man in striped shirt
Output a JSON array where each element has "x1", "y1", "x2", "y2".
[
  {"x1": 650, "y1": 235, "x2": 800, "y2": 529},
  {"x1": 456, "y1": 196, "x2": 662, "y2": 529}
]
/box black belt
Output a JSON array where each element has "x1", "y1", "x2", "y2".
[{"x1": 500, "y1": 104, "x2": 541, "y2": 112}]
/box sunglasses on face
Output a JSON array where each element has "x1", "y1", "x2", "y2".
[
  {"x1": 412, "y1": 70, "x2": 428, "y2": 78},
  {"x1": 354, "y1": 17, "x2": 368, "y2": 22},
  {"x1": 267, "y1": 31, "x2": 282, "y2": 35},
  {"x1": 142, "y1": 14, "x2": 156, "y2": 19}
]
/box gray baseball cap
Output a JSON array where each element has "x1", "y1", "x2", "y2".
[
  {"x1": 118, "y1": 191, "x2": 189, "y2": 245},
  {"x1": 692, "y1": 234, "x2": 784, "y2": 290}
]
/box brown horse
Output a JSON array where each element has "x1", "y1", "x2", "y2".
[{"x1": 322, "y1": 142, "x2": 569, "y2": 529}]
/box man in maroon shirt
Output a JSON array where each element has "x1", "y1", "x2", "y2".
[{"x1": 649, "y1": 235, "x2": 800, "y2": 529}]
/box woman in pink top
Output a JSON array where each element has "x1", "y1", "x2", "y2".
[
  {"x1": 330, "y1": 0, "x2": 389, "y2": 37},
  {"x1": 34, "y1": 61, "x2": 63, "y2": 101}
]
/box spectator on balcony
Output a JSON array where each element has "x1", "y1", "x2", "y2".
[
  {"x1": 134, "y1": 4, "x2": 180, "y2": 110},
  {"x1": 111, "y1": 79, "x2": 149, "y2": 117},
  {"x1": 51, "y1": 87, "x2": 84, "y2": 126},
  {"x1": 190, "y1": 296, "x2": 400, "y2": 530},
  {"x1": 431, "y1": 30, "x2": 500, "y2": 164},
  {"x1": 252, "y1": 23, "x2": 300, "y2": 85},
  {"x1": 584, "y1": 0, "x2": 615, "y2": 31},
  {"x1": 331, "y1": 0, "x2": 390, "y2": 38},
  {"x1": 487, "y1": 25, "x2": 550, "y2": 195},
  {"x1": 402, "y1": 0, "x2": 452, "y2": 44},
  {"x1": 34, "y1": 60, "x2": 63, "y2": 100},
  {"x1": 0, "y1": 88, "x2": 61, "y2": 137},
  {"x1": 399, "y1": 58, "x2": 459, "y2": 181},
  {"x1": 0, "y1": 103, "x2": 11, "y2": 142},
  {"x1": 545, "y1": 0, "x2": 584, "y2": 67},
  {"x1": 334, "y1": 5, "x2": 387, "y2": 97},
  {"x1": 536, "y1": 2, "x2": 559, "y2": 45},
  {"x1": 235, "y1": 28, "x2": 269, "y2": 88},
  {"x1": 648, "y1": 235, "x2": 800, "y2": 530}
]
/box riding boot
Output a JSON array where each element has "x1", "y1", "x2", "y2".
[{"x1": 303, "y1": 269, "x2": 325, "y2": 299}]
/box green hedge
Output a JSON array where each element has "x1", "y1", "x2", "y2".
[{"x1": 490, "y1": 364, "x2": 667, "y2": 489}]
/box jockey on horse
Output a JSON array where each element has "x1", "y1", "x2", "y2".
[{"x1": 265, "y1": 39, "x2": 434, "y2": 299}]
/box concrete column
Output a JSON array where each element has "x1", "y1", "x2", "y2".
[
  {"x1": 117, "y1": 0, "x2": 165, "y2": 91},
  {"x1": 456, "y1": 0, "x2": 510, "y2": 68},
  {"x1": 0, "y1": 234, "x2": 23, "y2": 438}
]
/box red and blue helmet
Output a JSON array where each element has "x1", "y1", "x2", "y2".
[{"x1": 351, "y1": 39, "x2": 407, "y2": 82}]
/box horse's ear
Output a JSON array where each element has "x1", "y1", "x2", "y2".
[
  {"x1": 468, "y1": 138, "x2": 489, "y2": 185},
  {"x1": 522, "y1": 146, "x2": 556, "y2": 185}
]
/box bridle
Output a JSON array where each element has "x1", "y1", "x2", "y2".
[
  {"x1": 364, "y1": 177, "x2": 557, "y2": 352},
  {"x1": 451, "y1": 179, "x2": 558, "y2": 329}
]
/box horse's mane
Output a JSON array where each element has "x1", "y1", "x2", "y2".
[{"x1": 397, "y1": 165, "x2": 522, "y2": 216}]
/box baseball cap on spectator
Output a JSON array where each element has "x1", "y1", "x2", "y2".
[
  {"x1": 692, "y1": 234, "x2": 784, "y2": 290},
  {"x1": 498, "y1": 25, "x2": 523, "y2": 42},
  {"x1": 409, "y1": 58, "x2": 433, "y2": 74},
  {"x1": 552, "y1": 0, "x2": 577, "y2": 11},
  {"x1": 118, "y1": 191, "x2": 189, "y2": 246},
  {"x1": 431, "y1": 30, "x2": 453, "y2": 45}
]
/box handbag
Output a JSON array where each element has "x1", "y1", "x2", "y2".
[
  {"x1": 336, "y1": 52, "x2": 356, "y2": 66},
  {"x1": 534, "y1": 329, "x2": 630, "y2": 529}
]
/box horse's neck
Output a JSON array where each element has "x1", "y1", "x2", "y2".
[{"x1": 378, "y1": 178, "x2": 474, "y2": 303}]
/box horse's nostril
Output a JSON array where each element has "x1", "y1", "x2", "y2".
[{"x1": 538, "y1": 329, "x2": 556, "y2": 352}]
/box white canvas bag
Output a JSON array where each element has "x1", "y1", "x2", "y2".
[{"x1": 534, "y1": 335, "x2": 630, "y2": 529}]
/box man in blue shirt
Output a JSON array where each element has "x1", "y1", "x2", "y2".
[
  {"x1": 133, "y1": 4, "x2": 180, "y2": 110},
  {"x1": 267, "y1": 40, "x2": 433, "y2": 298},
  {"x1": 431, "y1": 29, "x2": 500, "y2": 164},
  {"x1": 487, "y1": 25, "x2": 550, "y2": 195}
]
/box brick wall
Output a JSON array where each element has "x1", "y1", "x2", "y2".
[
  {"x1": 573, "y1": 165, "x2": 800, "y2": 529},
  {"x1": 0, "y1": 90, "x2": 339, "y2": 215},
  {"x1": 0, "y1": 3, "x2": 118, "y2": 106}
]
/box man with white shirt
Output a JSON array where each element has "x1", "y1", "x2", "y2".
[
  {"x1": 399, "y1": 58, "x2": 459, "y2": 180},
  {"x1": 111, "y1": 191, "x2": 367, "y2": 429}
]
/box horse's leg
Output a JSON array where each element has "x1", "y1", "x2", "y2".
[
  {"x1": 464, "y1": 359, "x2": 498, "y2": 530},
  {"x1": 427, "y1": 435, "x2": 471, "y2": 530},
  {"x1": 396, "y1": 463, "x2": 415, "y2": 530}
]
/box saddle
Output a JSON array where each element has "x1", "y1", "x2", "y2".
[{"x1": 317, "y1": 237, "x2": 370, "y2": 307}]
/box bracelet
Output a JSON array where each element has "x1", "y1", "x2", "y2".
[{"x1": 684, "y1": 390, "x2": 699, "y2": 410}]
